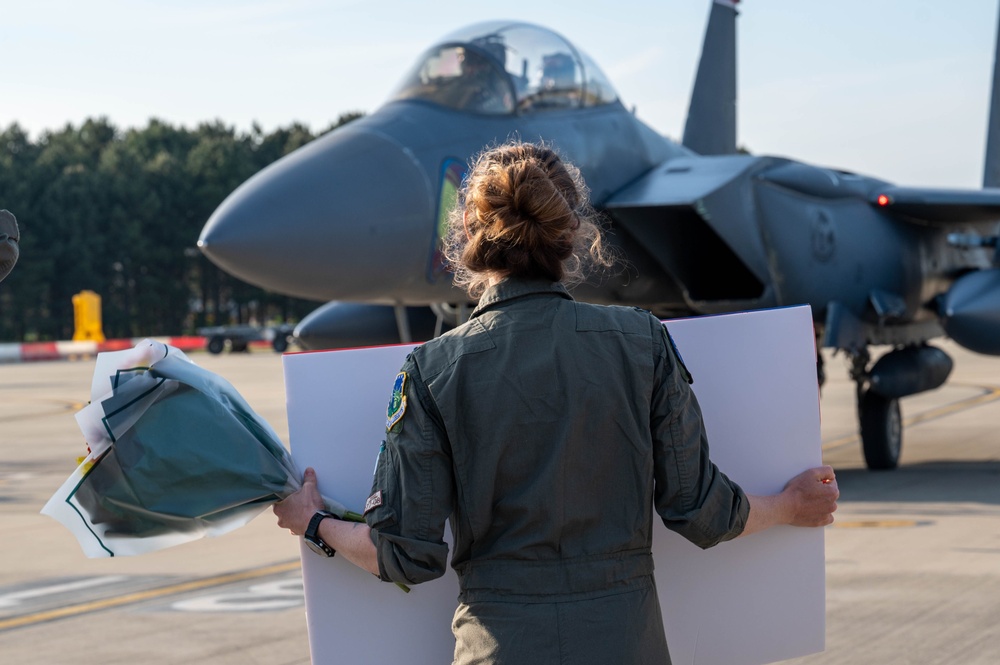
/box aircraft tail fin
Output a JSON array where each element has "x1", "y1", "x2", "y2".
[
  {"x1": 984, "y1": 3, "x2": 1000, "y2": 187},
  {"x1": 682, "y1": 0, "x2": 739, "y2": 156}
]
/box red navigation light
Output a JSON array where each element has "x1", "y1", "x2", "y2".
[{"x1": 876, "y1": 194, "x2": 891, "y2": 206}]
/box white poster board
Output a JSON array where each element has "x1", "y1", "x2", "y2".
[{"x1": 283, "y1": 305, "x2": 825, "y2": 665}]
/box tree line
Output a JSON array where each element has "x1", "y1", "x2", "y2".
[{"x1": 0, "y1": 114, "x2": 362, "y2": 342}]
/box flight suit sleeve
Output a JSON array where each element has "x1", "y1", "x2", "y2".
[
  {"x1": 649, "y1": 320, "x2": 749, "y2": 548},
  {"x1": 364, "y1": 354, "x2": 455, "y2": 585}
]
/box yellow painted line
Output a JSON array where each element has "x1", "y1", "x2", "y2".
[
  {"x1": 821, "y1": 384, "x2": 1000, "y2": 452},
  {"x1": 0, "y1": 399, "x2": 84, "y2": 424},
  {"x1": 904, "y1": 385, "x2": 1000, "y2": 427},
  {"x1": 821, "y1": 431, "x2": 862, "y2": 452},
  {"x1": 0, "y1": 560, "x2": 300, "y2": 632}
]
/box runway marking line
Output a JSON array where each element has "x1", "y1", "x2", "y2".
[
  {"x1": 0, "y1": 398, "x2": 85, "y2": 423},
  {"x1": 821, "y1": 383, "x2": 1000, "y2": 452},
  {"x1": 0, "y1": 560, "x2": 300, "y2": 632},
  {"x1": 0, "y1": 575, "x2": 128, "y2": 609},
  {"x1": 831, "y1": 519, "x2": 925, "y2": 529}
]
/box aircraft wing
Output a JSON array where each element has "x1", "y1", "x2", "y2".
[{"x1": 872, "y1": 186, "x2": 1000, "y2": 224}]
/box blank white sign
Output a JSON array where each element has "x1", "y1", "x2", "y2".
[{"x1": 282, "y1": 305, "x2": 824, "y2": 665}]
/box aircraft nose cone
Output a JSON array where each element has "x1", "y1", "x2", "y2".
[{"x1": 198, "y1": 127, "x2": 434, "y2": 301}]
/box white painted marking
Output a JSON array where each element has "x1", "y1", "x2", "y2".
[
  {"x1": 170, "y1": 577, "x2": 303, "y2": 613},
  {"x1": 0, "y1": 472, "x2": 35, "y2": 482},
  {"x1": 0, "y1": 575, "x2": 128, "y2": 608}
]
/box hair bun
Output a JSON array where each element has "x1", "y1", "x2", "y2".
[{"x1": 445, "y1": 141, "x2": 615, "y2": 296}]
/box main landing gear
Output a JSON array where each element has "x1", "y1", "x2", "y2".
[
  {"x1": 858, "y1": 390, "x2": 903, "y2": 470},
  {"x1": 845, "y1": 345, "x2": 953, "y2": 471},
  {"x1": 850, "y1": 349, "x2": 902, "y2": 470}
]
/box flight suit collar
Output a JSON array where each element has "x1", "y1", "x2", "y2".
[{"x1": 471, "y1": 278, "x2": 573, "y2": 318}]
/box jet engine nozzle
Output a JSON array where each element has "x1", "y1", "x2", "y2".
[
  {"x1": 198, "y1": 127, "x2": 435, "y2": 302},
  {"x1": 940, "y1": 268, "x2": 1000, "y2": 355}
]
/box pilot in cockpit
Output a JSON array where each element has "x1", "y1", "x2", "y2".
[
  {"x1": 537, "y1": 52, "x2": 580, "y2": 108},
  {"x1": 456, "y1": 48, "x2": 512, "y2": 113},
  {"x1": 541, "y1": 52, "x2": 576, "y2": 91}
]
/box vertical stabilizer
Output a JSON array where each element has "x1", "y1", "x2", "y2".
[
  {"x1": 984, "y1": 2, "x2": 1000, "y2": 187},
  {"x1": 682, "y1": 0, "x2": 739, "y2": 155}
]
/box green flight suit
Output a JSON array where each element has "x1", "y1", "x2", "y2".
[{"x1": 365, "y1": 278, "x2": 749, "y2": 664}]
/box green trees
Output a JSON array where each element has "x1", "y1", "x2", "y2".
[{"x1": 0, "y1": 114, "x2": 361, "y2": 341}]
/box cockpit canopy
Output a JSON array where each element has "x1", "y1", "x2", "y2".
[{"x1": 390, "y1": 21, "x2": 619, "y2": 115}]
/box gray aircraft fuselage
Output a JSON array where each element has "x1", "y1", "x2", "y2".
[
  {"x1": 201, "y1": 98, "x2": 674, "y2": 303},
  {"x1": 199, "y1": 95, "x2": 992, "y2": 347},
  {"x1": 198, "y1": 9, "x2": 1000, "y2": 470}
]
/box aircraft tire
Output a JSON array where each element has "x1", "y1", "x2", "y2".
[
  {"x1": 859, "y1": 391, "x2": 902, "y2": 470},
  {"x1": 272, "y1": 335, "x2": 289, "y2": 353},
  {"x1": 207, "y1": 336, "x2": 225, "y2": 355}
]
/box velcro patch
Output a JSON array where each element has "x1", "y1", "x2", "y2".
[
  {"x1": 386, "y1": 372, "x2": 408, "y2": 432},
  {"x1": 364, "y1": 490, "x2": 384, "y2": 515}
]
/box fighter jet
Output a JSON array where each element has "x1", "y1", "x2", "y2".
[{"x1": 198, "y1": 0, "x2": 1000, "y2": 470}]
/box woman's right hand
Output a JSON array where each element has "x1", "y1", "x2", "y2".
[
  {"x1": 781, "y1": 465, "x2": 839, "y2": 527},
  {"x1": 273, "y1": 467, "x2": 325, "y2": 535}
]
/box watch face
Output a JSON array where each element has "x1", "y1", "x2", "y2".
[{"x1": 305, "y1": 537, "x2": 330, "y2": 557}]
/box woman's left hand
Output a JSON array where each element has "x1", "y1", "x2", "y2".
[{"x1": 273, "y1": 467, "x2": 325, "y2": 535}]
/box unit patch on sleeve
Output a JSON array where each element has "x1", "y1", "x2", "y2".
[
  {"x1": 386, "y1": 371, "x2": 408, "y2": 432},
  {"x1": 664, "y1": 327, "x2": 694, "y2": 385},
  {"x1": 364, "y1": 490, "x2": 384, "y2": 515}
]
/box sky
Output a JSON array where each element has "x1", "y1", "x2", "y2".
[{"x1": 2, "y1": 0, "x2": 999, "y2": 188}]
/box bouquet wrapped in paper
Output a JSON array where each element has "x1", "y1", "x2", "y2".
[{"x1": 42, "y1": 339, "x2": 359, "y2": 557}]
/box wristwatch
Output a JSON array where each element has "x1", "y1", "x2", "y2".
[{"x1": 304, "y1": 510, "x2": 338, "y2": 557}]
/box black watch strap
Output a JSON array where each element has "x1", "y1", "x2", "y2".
[{"x1": 304, "y1": 510, "x2": 338, "y2": 557}]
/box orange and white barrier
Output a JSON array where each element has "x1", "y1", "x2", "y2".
[{"x1": 0, "y1": 336, "x2": 206, "y2": 363}]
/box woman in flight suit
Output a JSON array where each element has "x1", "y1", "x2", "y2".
[{"x1": 274, "y1": 141, "x2": 839, "y2": 665}]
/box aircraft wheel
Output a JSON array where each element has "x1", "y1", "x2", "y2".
[
  {"x1": 859, "y1": 391, "x2": 902, "y2": 470},
  {"x1": 272, "y1": 335, "x2": 289, "y2": 353},
  {"x1": 207, "y1": 336, "x2": 225, "y2": 355}
]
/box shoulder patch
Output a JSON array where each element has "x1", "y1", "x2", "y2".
[
  {"x1": 386, "y1": 372, "x2": 408, "y2": 432},
  {"x1": 364, "y1": 490, "x2": 383, "y2": 515},
  {"x1": 664, "y1": 327, "x2": 694, "y2": 385}
]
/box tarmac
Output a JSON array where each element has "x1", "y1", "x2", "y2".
[{"x1": 0, "y1": 341, "x2": 998, "y2": 664}]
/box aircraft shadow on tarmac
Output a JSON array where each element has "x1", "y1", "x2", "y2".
[{"x1": 835, "y1": 461, "x2": 1000, "y2": 506}]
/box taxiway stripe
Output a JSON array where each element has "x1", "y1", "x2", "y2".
[
  {"x1": 0, "y1": 560, "x2": 300, "y2": 631},
  {"x1": 0, "y1": 399, "x2": 85, "y2": 423},
  {"x1": 821, "y1": 384, "x2": 1000, "y2": 451},
  {"x1": 0, "y1": 575, "x2": 128, "y2": 608}
]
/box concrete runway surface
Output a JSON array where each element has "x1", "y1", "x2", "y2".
[{"x1": 0, "y1": 341, "x2": 997, "y2": 664}]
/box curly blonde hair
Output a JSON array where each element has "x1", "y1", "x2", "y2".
[{"x1": 444, "y1": 141, "x2": 615, "y2": 298}]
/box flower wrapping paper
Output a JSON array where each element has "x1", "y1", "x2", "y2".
[{"x1": 42, "y1": 339, "x2": 301, "y2": 557}]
